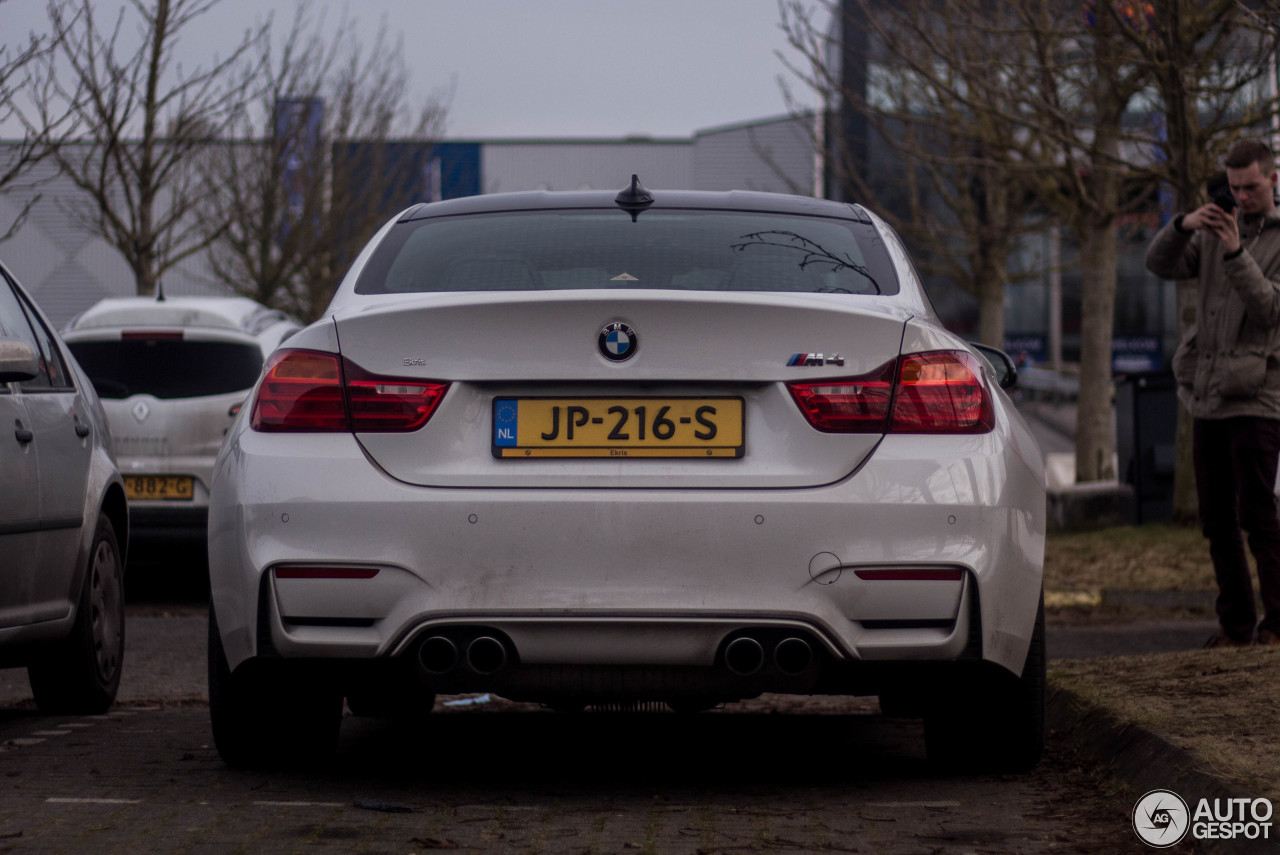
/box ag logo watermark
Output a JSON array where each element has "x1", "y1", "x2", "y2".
[
  {"x1": 1133, "y1": 790, "x2": 1189, "y2": 847},
  {"x1": 1133, "y1": 789, "x2": 1274, "y2": 847}
]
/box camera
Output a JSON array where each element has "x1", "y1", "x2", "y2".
[{"x1": 1208, "y1": 175, "x2": 1237, "y2": 214}]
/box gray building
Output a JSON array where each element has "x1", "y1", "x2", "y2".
[{"x1": 0, "y1": 112, "x2": 818, "y2": 327}]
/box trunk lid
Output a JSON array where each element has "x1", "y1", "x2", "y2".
[{"x1": 334, "y1": 290, "x2": 911, "y2": 489}]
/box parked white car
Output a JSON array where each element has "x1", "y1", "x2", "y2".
[
  {"x1": 62, "y1": 297, "x2": 299, "y2": 548},
  {"x1": 1, "y1": 260, "x2": 128, "y2": 713},
  {"x1": 207, "y1": 180, "x2": 1046, "y2": 770}
]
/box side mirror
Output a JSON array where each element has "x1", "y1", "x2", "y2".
[
  {"x1": 0, "y1": 337, "x2": 41, "y2": 383},
  {"x1": 969, "y1": 342, "x2": 1018, "y2": 390}
]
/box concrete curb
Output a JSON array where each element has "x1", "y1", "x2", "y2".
[{"x1": 1048, "y1": 684, "x2": 1268, "y2": 854}]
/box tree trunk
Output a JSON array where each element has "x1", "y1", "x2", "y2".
[
  {"x1": 977, "y1": 257, "x2": 1007, "y2": 348},
  {"x1": 1075, "y1": 221, "x2": 1118, "y2": 482},
  {"x1": 133, "y1": 254, "x2": 158, "y2": 297},
  {"x1": 1171, "y1": 277, "x2": 1199, "y2": 522}
]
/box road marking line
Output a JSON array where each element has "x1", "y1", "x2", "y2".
[
  {"x1": 46, "y1": 798, "x2": 142, "y2": 804},
  {"x1": 32, "y1": 730, "x2": 71, "y2": 736},
  {"x1": 255, "y1": 801, "x2": 346, "y2": 808},
  {"x1": 865, "y1": 801, "x2": 960, "y2": 809},
  {"x1": 7, "y1": 739, "x2": 45, "y2": 746}
]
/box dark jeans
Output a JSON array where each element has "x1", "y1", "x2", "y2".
[{"x1": 1193, "y1": 416, "x2": 1280, "y2": 640}]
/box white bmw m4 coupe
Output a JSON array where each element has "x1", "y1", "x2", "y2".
[{"x1": 207, "y1": 178, "x2": 1046, "y2": 770}]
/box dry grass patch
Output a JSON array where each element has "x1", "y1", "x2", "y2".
[
  {"x1": 1045, "y1": 524, "x2": 1216, "y2": 592},
  {"x1": 1050, "y1": 647, "x2": 1280, "y2": 804}
]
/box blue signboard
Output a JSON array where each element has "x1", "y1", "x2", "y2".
[
  {"x1": 1112, "y1": 335, "x2": 1162, "y2": 373},
  {"x1": 1003, "y1": 333, "x2": 1046, "y2": 368},
  {"x1": 274, "y1": 98, "x2": 324, "y2": 243}
]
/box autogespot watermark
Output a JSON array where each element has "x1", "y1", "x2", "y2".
[{"x1": 1133, "y1": 789, "x2": 1274, "y2": 847}]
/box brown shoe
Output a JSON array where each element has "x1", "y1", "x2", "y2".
[
  {"x1": 1204, "y1": 631, "x2": 1252, "y2": 649},
  {"x1": 1258, "y1": 629, "x2": 1280, "y2": 646}
]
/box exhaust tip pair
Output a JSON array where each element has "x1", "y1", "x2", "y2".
[
  {"x1": 419, "y1": 635, "x2": 507, "y2": 675},
  {"x1": 724, "y1": 636, "x2": 814, "y2": 677}
]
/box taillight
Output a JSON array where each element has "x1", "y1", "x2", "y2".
[
  {"x1": 787, "y1": 362, "x2": 896, "y2": 432},
  {"x1": 788, "y1": 350, "x2": 993, "y2": 435},
  {"x1": 251, "y1": 351, "x2": 347, "y2": 432},
  {"x1": 344, "y1": 363, "x2": 448, "y2": 432},
  {"x1": 891, "y1": 352, "x2": 993, "y2": 433},
  {"x1": 249, "y1": 349, "x2": 448, "y2": 433}
]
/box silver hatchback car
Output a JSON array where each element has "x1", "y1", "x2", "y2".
[
  {"x1": 0, "y1": 261, "x2": 128, "y2": 714},
  {"x1": 208, "y1": 182, "x2": 1046, "y2": 771},
  {"x1": 62, "y1": 297, "x2": 299, "y2": 548}
]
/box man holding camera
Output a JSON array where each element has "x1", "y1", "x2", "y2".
[{"x1": 1146, "y1": 138, "x2": 1280, "y2": 647}]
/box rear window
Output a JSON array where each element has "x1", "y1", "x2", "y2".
[
  {"x1": 67, "y1": 340, "x2": 264, "y2": 400},
  {"x1": 355, "y1": 210, "x2": 899, "y2": 296}
]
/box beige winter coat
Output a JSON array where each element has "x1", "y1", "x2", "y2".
[{"x1": 1146, "y1": 207, "x2": 1280, "y2": 420}]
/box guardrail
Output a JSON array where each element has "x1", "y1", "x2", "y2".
[{"x1": 1017, "y1": 366, "x2": 1079, "y2": 399}]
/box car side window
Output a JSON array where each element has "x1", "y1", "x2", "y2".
[
  {"x1": 16, "y1": 294, "x2": 72, "y2": 391},
  {"x1": 0, "y1": 274, "x2": 43, "y2": 394},
  {"x1": 0, "y1": 271, "x2": 72, "y2": 392}
]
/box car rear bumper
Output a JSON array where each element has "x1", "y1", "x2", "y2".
[{"x1": 209, "y1": 426, "x2": 1045, "y2": 684}]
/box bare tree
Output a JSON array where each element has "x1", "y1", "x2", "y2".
[
  {"x1": 778, "y1": 0, "x2": 1046, "y2": 349},
  {"x1": 15, "y1": 0, "x2": 263, "y2": 295},
  {"x1": 1006, "y1": 1, "x2": 1156, "y2": 483},
  {"x1": 1113, "y1": 0, "x2": 1280, "y2": 521},
  {"x1": 784, "y1": 1, "x2": 1176, "y2": 483},
  {"x1": 203, "y1": 9, "x2": 448, "y2": 321},
  {"x1": 0, "y1": 0, "x2": 62, "y2": 239}
]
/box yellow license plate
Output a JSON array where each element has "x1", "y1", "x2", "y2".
[
  {"x1": 124, "y1": 475, "x2": 194, "y2": 501},
  {"x1": 493, "y1": 397, "x2": 744, "y2": 458}
]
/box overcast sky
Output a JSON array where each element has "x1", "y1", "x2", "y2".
[{"x1": 1, "y1": 0, "x2": 823, "y2": 140}]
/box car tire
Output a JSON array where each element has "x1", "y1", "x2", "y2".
[
  {"x1": 923, "y1": 592, "x2": 1045, "y2": 773},
  {"x1": 28, "y1": 514, "x2": 125, "y2": 715},
  {"x1": 207, "y1": 605, "x2": 342, "y2": 767}
]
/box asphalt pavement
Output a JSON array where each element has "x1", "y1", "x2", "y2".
[{"x1": 0, "y1": 599, "x2": 1211, "y2": 855}]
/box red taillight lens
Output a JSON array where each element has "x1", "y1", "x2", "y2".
[
  {"x1": 345, "y1": 376, "x2": 448, "y2": 432},
  {"x1": 249, "y1": 349, "x2": 449, "y2": 433},
  {"x1": 251, "y1": 350, "x2": 347, "y2": 432},
  {"x1": 891, "y1": 352, "x2": 993, "y2": 433},
  {"x1": 788, "y1": 350, "x2": 993, "y2": 435},
  {"x1": 787, "y1": 361, "x2": 896, "y2": 433}
]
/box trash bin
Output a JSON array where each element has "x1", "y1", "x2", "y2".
[{"x1": 1115, "y1": 372, "x2": 1177, "y2": 524}]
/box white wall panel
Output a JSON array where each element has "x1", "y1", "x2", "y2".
[{"x1": 481, "y1": 140, "x2": 693, "y2": 194}]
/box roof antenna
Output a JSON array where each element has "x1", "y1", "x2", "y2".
[
  {"x1": 615, "y1": 174, "x2": 654, "y2": 221},
  {"x1": 155, "y1": 279, "x2": 166, "y2": 302}
]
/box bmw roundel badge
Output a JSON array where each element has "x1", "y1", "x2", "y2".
[{"x1": 599, "y1": 322, "x2": 638, "y2": 362}]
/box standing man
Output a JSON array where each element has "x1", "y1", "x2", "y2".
[{"x1": 1147, "y1": 138, "x2": 1280, "y2": 647}]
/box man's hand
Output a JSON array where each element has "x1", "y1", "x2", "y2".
[{"x1": 1183, "y1": 203, "x2": 1241, "y2": 253}]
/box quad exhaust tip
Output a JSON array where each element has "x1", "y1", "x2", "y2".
[
  {"x1": 724, "y1": 637, "x2": 765, "y2": 676},
  {"x1": 725, "y1": 635, "x2": 814, "y2": 677},
  {"x1": 465, "y1": 636, "x2": 508, "y2": 675},
  {"x1": 418, "y1": 636, "x2": 459, "y2": 674},
  {"x1": 774, "y1": 637, "x2": 814, "y2": 675},
  {"x1": 419, "y1": 631, "x2": 811, "y2": 680}
]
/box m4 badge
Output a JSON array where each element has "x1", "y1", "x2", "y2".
[{"x1": 787, "y1": 353, "x2": 845, "y2": 367}]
